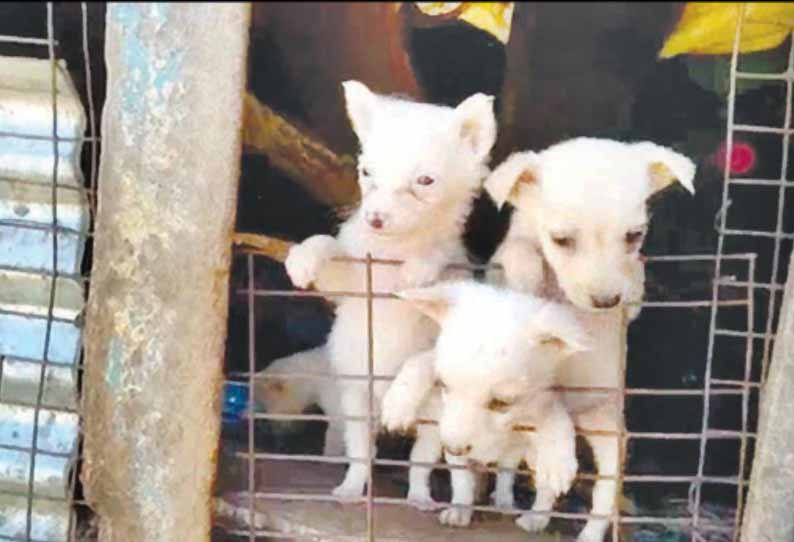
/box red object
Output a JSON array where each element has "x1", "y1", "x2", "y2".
[{"x1": 713, "y1": 141, "x2": 756, "y2": 175}]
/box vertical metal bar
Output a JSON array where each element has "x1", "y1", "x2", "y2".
[
  {"x1": 26, "y1": 4, "x2": 61, "y2": 540},
  {"x1": 247, "y1": 254, "x2": 256, "y2": 542},
  {"x1": 733, "y1": 255, "x2": 756, "y2": 541},
  {"x1": 692, "y1": 4, "x2": 746, "y2": 538},
  {"x1": 612, "y1": 309, "x2": 629, "y2": 542},
  {"x1": 761, "y1": 31, "x2": 794, "y2": 382},
  {"x1": 81, "y1": 2, "x2": 99, "y2": 218},
  {"x1": 365, "y1": 253, "x2": 375, "y2": 542}
]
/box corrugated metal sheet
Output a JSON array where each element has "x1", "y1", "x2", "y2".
[{"x1": 0, "y1": 54, "x2": 87, "y2": 542}]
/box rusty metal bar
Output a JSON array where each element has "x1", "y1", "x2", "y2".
[
  {"x1": 81, "y1": 5, "x2": 251, "y2": 542},
  {"x1": 741, "y1": 252, "x2": 794, "y2": 541}
]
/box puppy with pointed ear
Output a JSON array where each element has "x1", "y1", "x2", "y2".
[
  {"x1": 397, "y1": 282, "x2": 589, "y2": 358},
  {"x1": 286, "y1": 80, "x2": 501, "y2": 504},
  {"x1": 341, "y1": 80, "x2": 379, "y2": 142},
  {"x1": 382, "y1": 281, "x2": 589, "y2": 530},
  {"x1": 342, "y1": 80, "x2": 497, "y2": 168}
]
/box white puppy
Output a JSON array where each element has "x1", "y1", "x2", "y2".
[
  {"x1": 483, "y1": 137, "x2": 696, "y2": 542},
  {"x1": 382, "y1": 281, "x2": 589, "y2": 529},
  {"x1": 253, "y1": 346, "x2": 345, "y2": 457},
  {"x1": 284, "y1": 80, "x2": 497, "y2": 503}
]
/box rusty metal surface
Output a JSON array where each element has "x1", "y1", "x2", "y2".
[
  {"x1": 740, "y1": 252, "x2": 794, "y2": 542},
  {"x1": 81, "y1": 4, "x2": 250, "y2": 542}
]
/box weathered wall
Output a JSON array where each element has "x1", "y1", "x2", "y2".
[
  {"x1": 81, "y1": 4, "x2": 250, "y2": 542},
  {"x1": 741, "y1": 252, "x2": 794, "y2": 542}
]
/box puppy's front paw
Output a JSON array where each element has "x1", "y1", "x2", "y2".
[
  {"x1": 516, "y1": 511, "x2": 551, "y2": 533},
  {"x1": 535, "y1": 449, "x2": 578, "y2": 497},
  {"x1": 331, "y1": 481, "x2": 364, "y2": 502},
  {"x1": 400, "y1": 258, "x2": 445, "y2": 289},
  {"x1": 439, "y1": 506, "x2": 473, "y2": 528},
  {"x1": 406, "y1": 490, "x2": 442, "y2": 512},
  {"x1": 284, "y1": 235, "x2": 339, "y2": 289},
  {"x1": 380, "y1": 386, "x2": 419, "y2": 434}
]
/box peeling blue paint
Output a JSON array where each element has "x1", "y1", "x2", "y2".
[
  {"x1": 112, "y1": 3, "x2": 184, "y2": 121},
  {"x1": 106, "y1": 336, "x2": 124, "y2": 391}
]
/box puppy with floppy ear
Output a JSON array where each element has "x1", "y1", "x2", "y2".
[
  {"x1": 482, "y1": 138, "x2": 696, "y2": 542},
  {"x1": 382, "y1": 281, "x2": 589, "y2": 530},
  {"x1": 485, "y1": 138, "x2": 696, "y2": 318},
  {"x1": 283, "y1": 81, "x2": 498, "y2": 504}
]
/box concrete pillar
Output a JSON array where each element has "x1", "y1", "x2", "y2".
[
  {"x1": 81, "y1": 4, "x2": 250, "y2": 542},
  {"x1": 741, "y1": 252, "x2": 794, "y2": 542}
]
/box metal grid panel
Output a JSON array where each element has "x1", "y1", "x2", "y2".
[
  {"x1": 214, "y1": 253, "x2": 755, "y2": 542},
  {"x1": 0, "y1": 3, "x2": 101, "y2": 541},
  {"x1": 213, "y1": 5, "x2": 794, "y2": 542}
]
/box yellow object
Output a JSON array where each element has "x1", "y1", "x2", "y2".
[
  {"x1": 660, "y1": 3, "x2": 794, "y2": 59},
  {"x1": 413, "y1": 2, "x2": 515, "y2": 44}
]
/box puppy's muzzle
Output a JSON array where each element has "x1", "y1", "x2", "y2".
[
  {"x1": 365, "y1": 211, "x2": 386, "y2": 230},
  {"x1": 591, "y1": 294, "x2": 621, "y2": 309},
  {"x1": 444, "y1": 445, "x2": 472, "y2": 457}
]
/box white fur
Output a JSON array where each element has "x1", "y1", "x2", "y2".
[
  {"x1": 283, "y1": 81, "x2": 497, "y2": 501},
  {"x1": 485, "y1": 137, "x2": 695, "y2": 316},
  {"x1": 382, "y1": 281, "x2": 589, "y2": 528},
  {"x1": 483, "y1": 137, "x2": 697, "y2": 542},
  {"x1": 253, "y1": 346, "x2": 345, "y2": 457}
]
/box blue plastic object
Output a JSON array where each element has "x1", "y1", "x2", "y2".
[{"x1": 222, "y1": 381, "x2": 250, "y2": 424}]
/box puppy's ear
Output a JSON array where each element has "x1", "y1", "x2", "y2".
[
  {"x1": 396, "y1": 283, "x2": 462, "y2": 324},
  {"x1": 633, "y1": 142, "x2": 697, "y2": 196},
  {"x1": 454, "y1": 93, "x2": 497, "y2": 162},
  {"x1": 533, "y1": 303, "x2": 590, "y2": 357},
  {"x1": 484, "y1": 151, "x2": 540, "y2": 210},
  {"x1": 342, "y1": 80, "x2": 378, "y2": 142}
]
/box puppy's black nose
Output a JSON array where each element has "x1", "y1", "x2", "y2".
[
  {"x1": 444, "y1": 445, "x2": 472, "y2": 457},
  {"x1": 591, "y1": 294, "x2": 621, "y2": 309}
]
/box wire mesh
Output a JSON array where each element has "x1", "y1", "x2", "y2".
[
  {"x1": 215, "y1": 5, "x2": 794, "y2": 542},
  {"x1": 0, "y1": 3, "x2": 102, "y2": 541}
]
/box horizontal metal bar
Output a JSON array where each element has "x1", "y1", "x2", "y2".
[
  {"x1": 241, "y1": 251, "x2": 758, "y2": 269},
  {"x1": 735, "y1": 70, "x2": 794, "y2": 82},
  {"x1": 228, "y1": 492, "x2": 736, "y2": 530},
  {"x1": 0, "y1": 35, "x2": 57, "y2": 46},
  {"x1": 0, "y1": 306, "x2": 79, "y2": 325},
  {"x1": 236, "y1": 287, "x2": 752, "y2": 308},
  {"x1": 721, "y1": 228, "x2": 794, "y2": 239},
  {"x1": 733, "y1": 124, "x2": 793, "y2": 135},
  {"x1": 0, "y1": 218, "x2": 91, "y2": 238},
  {"x1": 728, "y1": 178, "x2": 794, "y2": 187},
  {"x1": 0, "y1": 442, "x2": 76, "y2": 459},
  {"x1": 237, "y1": 373, "x2": 754, "y2": 396},
  {"x1": 0, "y1": 129, "x2": 100, "y2": 144},
  {"x1": 0, "y1": 264, "x2": 89, "y2": 284},
  {"x1": 717, "y1": 280, "x2": 784, "y2": 291},
  {"x1": 641, "y1": 253, "x2": 756, "y2": 262},
  {"x1": 710, "y1": 378, "x2": 761, "y2": 389},
  {"x1": 238, "y1": 452, "x2": 748, "y2": 485}
]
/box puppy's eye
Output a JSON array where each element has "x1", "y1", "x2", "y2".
[
  {"x1": 416, "y1": 175, "x2": 435, "y2": 186},
  {"x1": 625, "y1": 230, "x2": 644, "y2": 245},
  {"x1": 435, "y1": 379, "x2": 447, "y2": 391},
  {"x1": 487, "y1": 398, "x2": 513, "y2": 412},
  {"x1": 551, "y1": 235, "x2": 574, "y2": 249}
]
